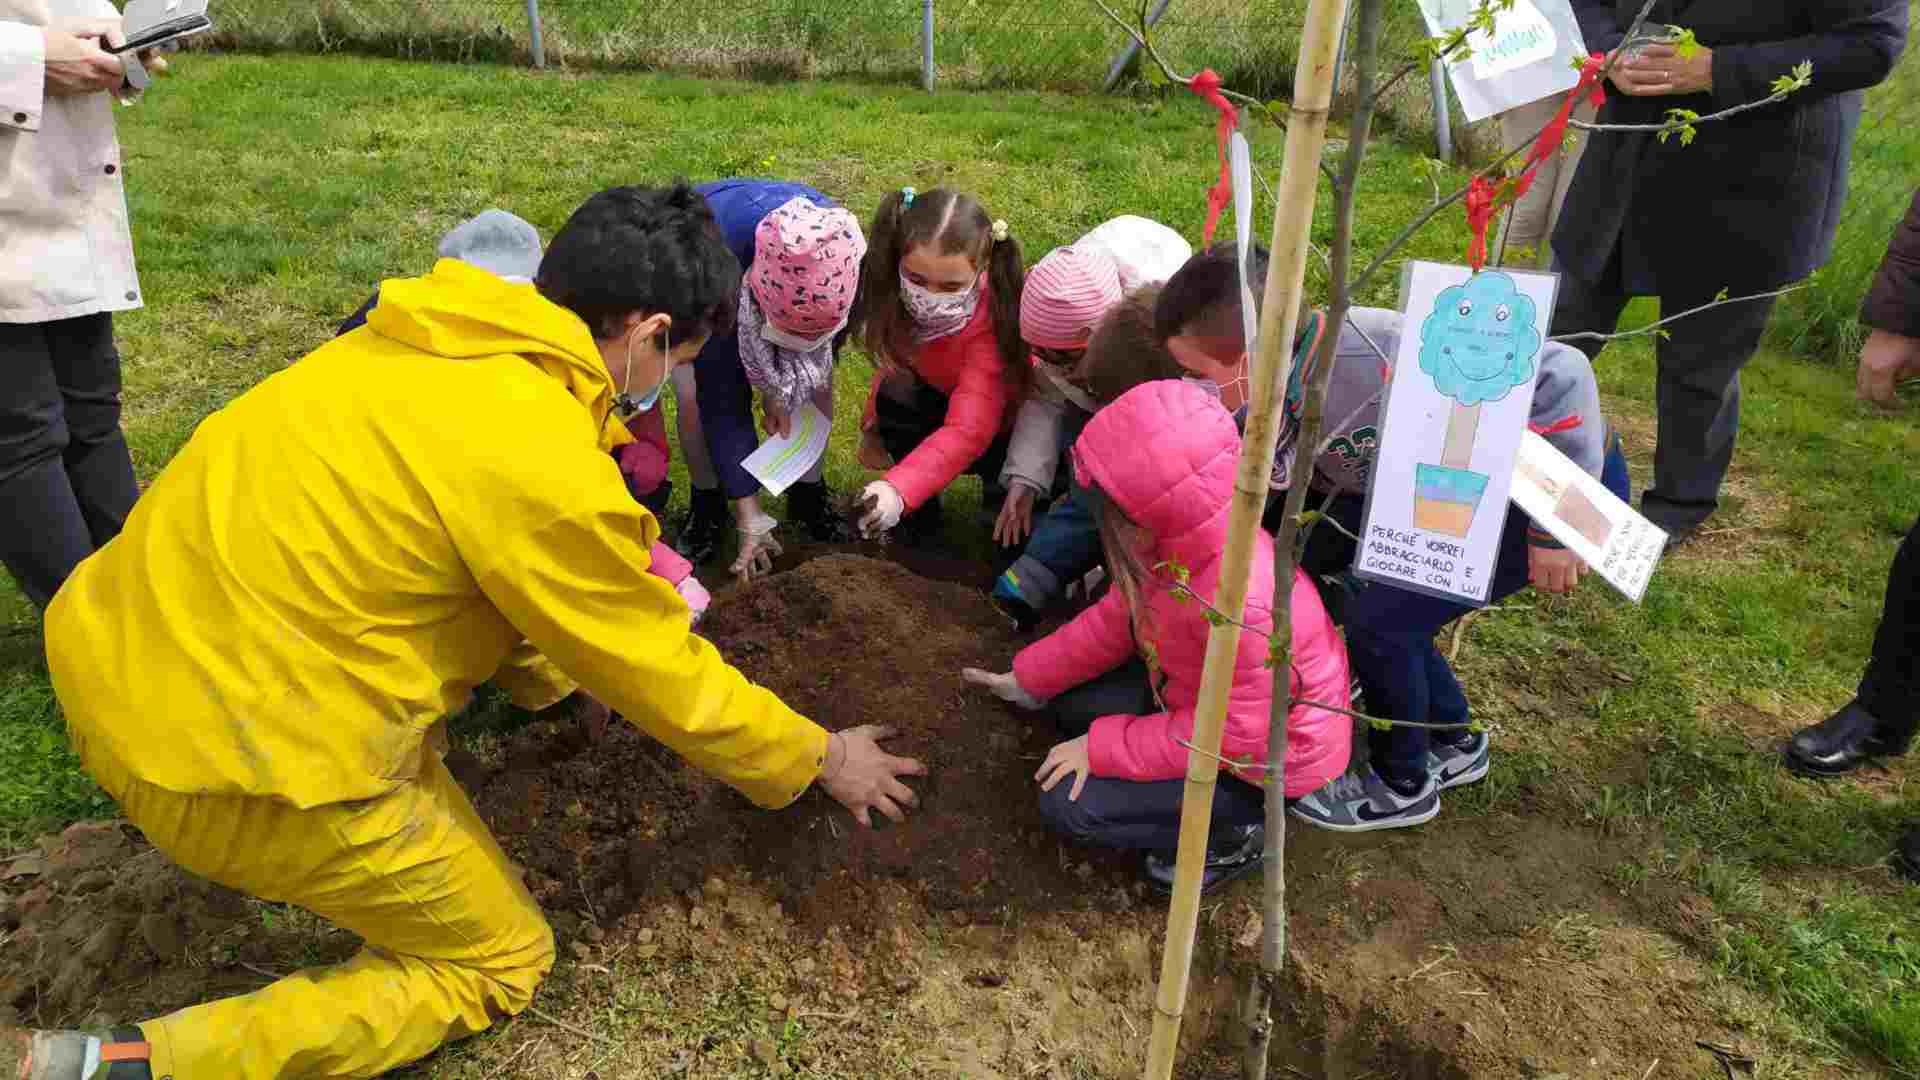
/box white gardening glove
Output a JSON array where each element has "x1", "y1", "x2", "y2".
[
  {"x1": 962, "y1": 667, "x2": 1045, "y2": 710},
  {"x1": 731, "y1": 510, "x2": 783, "y2": 582},
  {"x1": 676, "y1": 576, "x2": 712, "y2": 624},
  {"x1": 858, "y1": 480, "x2": 905, "y2": 538}
]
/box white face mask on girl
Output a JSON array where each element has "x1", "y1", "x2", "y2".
[
  {"x1": 899, "y1": 271, "x2": 981, "y2": 342},
  {"x1": 1183, "y1": 375, "x2": 1223, "y2": 401},
  {"x1": 760, "y1": 318, "x2": 841, "y2": 354}
]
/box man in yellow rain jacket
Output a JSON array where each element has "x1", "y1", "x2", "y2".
[{"x1": 8, "y1": 183, "x2": 925, "y2": 1080}]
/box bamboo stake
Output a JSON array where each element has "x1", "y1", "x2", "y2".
[
  {"x1": 1236, "y1": 1, "x2": 1376, "y2": 1073},
  {"x1": 1141, "y1": 0, "x2": 1349, "y2": 1076}
]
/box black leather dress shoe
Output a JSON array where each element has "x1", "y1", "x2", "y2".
[
  {"x1": 1895, "y1": 827, "x2": 1920, "y2": 884},
  {"x1": 1784, "y1": 700, "x2": 1913, "y2": 777}
]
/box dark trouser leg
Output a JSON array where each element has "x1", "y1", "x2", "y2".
[
  {"x1": 1857, "y1": 515, "x2": 1920, "y2": 744},
  {"x1": 0, "y1": 317, "x2": 129, "y2": 608},
  {"x1": 1048, "y1": 659, "x2": 1158, "y2": 739},
  {"x1": 1039, "y1": 772, "x2": 1267, "y2": 854},
  {"x1": 47, "y1": 314, "x2": 138, "y2": 547},
  {"x1": 1548, "y1": 256, "x2": 1632, "y2": 365},
  {"x1": 1642, "y1": 288, "x2": 1776, "y2": 533}
]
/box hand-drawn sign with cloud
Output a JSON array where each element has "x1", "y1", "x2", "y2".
[{"x1": 1412, "y1": 271, "x2": 1544, "y2": 538}]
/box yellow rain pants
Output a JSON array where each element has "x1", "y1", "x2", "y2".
[{"x1": 74, "y1": 728, "x2": 555, "y2": 1080}]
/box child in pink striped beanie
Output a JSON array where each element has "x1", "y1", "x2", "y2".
[{"x1": 994, "y1": 217, "x2": 1191, "y2": 548}]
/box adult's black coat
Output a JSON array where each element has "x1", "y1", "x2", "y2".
[
  {"x1": 1863, "y1": 188, "x2": 1920, "y2": 338},
  {"x1": 1555, "y1": 0, "x2": 1907, "y2": 294}
]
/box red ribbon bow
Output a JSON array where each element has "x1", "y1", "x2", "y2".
[
  {"x1": 1464, "y1": 54, "x2": 1608, "y2": 271},
  {"x1": 1188, "y1": 69, "x2": 1239, "y2": 246}
]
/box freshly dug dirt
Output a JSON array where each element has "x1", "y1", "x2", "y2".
[
  {"x1": 465, "y1": 553, "x2": 1127, "y2": 935},
  {"x1": 0, "y1": 822, "x2": 357, "y2": 1029}
]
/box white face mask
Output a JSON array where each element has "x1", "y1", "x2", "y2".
[
  {"x1": 1183, "y1": 375, "x2": 1223, "y2": 401},
  {"x1": 760, "y1": 318, "x2": 840, "y2": 354},
  {"x1": 616, "y1": 326, "x2": 670, "y2": 417},
  {"x1": 900, "y1": 271, "x2": 981, "y2": 342}
]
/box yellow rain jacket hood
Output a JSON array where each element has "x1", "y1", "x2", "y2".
[{"x1": 47, "y1": 259, "x2": 827, "y2": 810}]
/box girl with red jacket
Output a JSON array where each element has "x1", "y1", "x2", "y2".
[
  {"x1": 964, "y1": 381, "x2": 1352, "y2": 894},
  {"x1": 853, "y1": 188, "x2": 1028, "y2": 544}
]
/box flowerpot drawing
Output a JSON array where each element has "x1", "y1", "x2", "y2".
[{"x1": 1414, "y1": 270, "x2": 1544, "y2": 539}]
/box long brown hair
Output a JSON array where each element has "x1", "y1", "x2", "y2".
[
  {"x1": 858, "y1": 187, "x2": 1029, "y2": 400},
  {"x1": 1084, "y1": 480, "x2": 1159, "y2": 656}
]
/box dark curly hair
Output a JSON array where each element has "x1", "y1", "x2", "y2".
[{"x1": 537, "y1": 181, "x2": 740, "y2": 345}]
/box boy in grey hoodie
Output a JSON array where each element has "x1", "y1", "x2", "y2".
[{"x1": 1152, "y1": 245, "x2": 1629, "y2": 832}]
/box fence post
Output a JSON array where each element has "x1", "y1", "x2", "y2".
[
  {"x1": 921, "y1": 0, "x2": 934, "y2": 92},
  {"x1": 526, "y1": 0, "x2": 546, "y2": 69},
  {"x1": 1100, "y1": 0, "x2": 1174, "y2": 92},
  {"x1": 1429, "y1": 56, "x2": 1452, "y2": 162}
]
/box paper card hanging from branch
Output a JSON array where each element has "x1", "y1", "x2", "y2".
[
  {"x1": 1229, "y1": 131, "x2": 1258, "y2": 355},
  {"x1": 1354, "y1": 261, "x2": 1558, "y2": 605},
  {"x1": 1510, "y1": 431, "x2": 1668, "y2": 601},
  {"x1": 1417, "y1": 0, "x2": 1588, "y2": 121}
]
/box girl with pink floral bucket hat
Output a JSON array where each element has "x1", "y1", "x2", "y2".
[{"x1": 675, "y1": 180, "x2": 866, "y2": 580}]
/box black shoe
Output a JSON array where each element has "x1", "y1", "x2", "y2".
[
  {"x1": 674, "y1": 488, "x2": 728, "y2": 565},
  {"x1": 1895, "y1": 827, "x2": 1920, "y2": 884},
  {"x1": 1784, "y1": 700, "x2": 1913, "y2": 778},
  {"x1": 988, "y1": 590, "x2": 1041, "y2": 633},
  {"x1": 638, "y1": 477, "x2": 673, "y2": 520},
  {"x1": 786, "y1": 480, "x2": 853, "y2": 543},
  {"x1": 1142, "y1": 824, "x2": 1266, "y2": 895}
]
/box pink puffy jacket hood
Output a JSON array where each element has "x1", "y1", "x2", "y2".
[{"x1": 1013, "y1": 381, "x2": 1352, "y2": 796}]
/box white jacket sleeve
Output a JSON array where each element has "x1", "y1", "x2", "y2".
[
  {"x1": 1000, "y1": 393, "x2": 1068, "y2": 495},
  {"x1": 0, "y1": 22, "x2": 46, "y2": 133}
]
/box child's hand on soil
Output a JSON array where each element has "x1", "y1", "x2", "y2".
[
  {"x1": 819, "y1": 724, "x2": 927, "y2": 827},
  {"x1": 992, "y1": 484, "x2": 1038, "y2": 548},
  {"x1": 1527, "y1": 544, "x2": 1585, "y2": 595},
  {"x1": 732, "y1": 508, "x2": 783, "y2": 582},
  {"x1": 858, "y1": 481, "x2": 905, "y2": 537},
  {"x1": 1035, "y1": 735, "x2": 1092, "y2": 802},
  {"x1": 962, "y1": 667, "x2": 1043, "y2": 710}
]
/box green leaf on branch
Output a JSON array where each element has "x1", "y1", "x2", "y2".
[
  {"x1": 1770, "y1": 61, "x2": 1813, "y2": 96},
  {"x1": 1368, "y1": 717, "x2": 1394, "y2": 732},
  {"x1": 1470, "y1": 720, "x2": 1488, "y2": 734},
  {"x1": 1658, "y1": 108, "x2": 1700, "y2": 146},
  {"x1": 1669, "y1": 27, "x2": 1702, "y2": 59},
  {"x1": 1714, "y1": 286, "x2": 1731, "y2": 303}
]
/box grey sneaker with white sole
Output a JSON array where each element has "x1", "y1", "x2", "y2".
[
  {"x1": 1426, "y1": 732, "x2": 1490, "y2": 791},
  {"x1": 1288, "y1": 767, "x2": 1440, "y2": 832}
]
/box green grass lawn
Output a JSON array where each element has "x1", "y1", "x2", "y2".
[{"x1": 1, "y1": 52, "x2": 1916, "y2": 1074}]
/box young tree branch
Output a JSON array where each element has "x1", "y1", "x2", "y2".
[{"x1": 1547, "y1": 283, "x2": 1809, "y2": 344}]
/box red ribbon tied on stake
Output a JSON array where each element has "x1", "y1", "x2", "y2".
[
  {"x1": 1464, "y1": 53, "x2": 1608, "y2": 271},
  {"x1": 1188, "y1": 69, "x2": 1239, "y2": 246}
]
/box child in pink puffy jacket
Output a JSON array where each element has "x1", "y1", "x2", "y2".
[{"x1": 964, "y1": 380, "x2": 1351, "y2": 893}]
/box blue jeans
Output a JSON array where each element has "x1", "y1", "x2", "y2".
[
  {"x1": 1035, "y1": 661, "x2": 1268, "y2": 854},
  {"x1": 1325, "y1": 433, "x2": 1631, "y2": 787}
]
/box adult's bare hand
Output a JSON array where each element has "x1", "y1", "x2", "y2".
[
  {"x1": 1857, "y1": 328, "x2": 1920, "y2": 406},
  {"x1": 818, "y1": 725, "x2": 926, "y2": 827},
  {"x1": 44, "y1": 29, "x2": 124, "y2": 96},
  {"x1": 1527, "y1": 545, "x2": 1586, "y2": 595},
  {"x1": 1610, "y1": 43, "x2": 1713, "y2": 97}
]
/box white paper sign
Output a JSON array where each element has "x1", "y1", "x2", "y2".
[
  {"x1": 1354, "y1": 262, "x2": 1560, "y2": 606},
  {"x1": 742, "y1": 402, "x2": 830, "y2": 497},
  {"x1": 1418, "y1": 0, "x2": 1587, "y2": 122},
  {"x1": 1229, "y1": 132, "x2": 1258, "y2": 354},
  {"x1": 1509, "y1": 431, "x2": 1668, "y2": 602}
]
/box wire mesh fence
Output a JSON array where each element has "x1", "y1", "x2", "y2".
[{"x1": 199, "y1": 0, "x2": 1915, "y2": 360}]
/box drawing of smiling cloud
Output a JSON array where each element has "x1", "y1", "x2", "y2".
[{"x1": 1418, "y1": 271, "x2": 1541, "y2": 406}]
